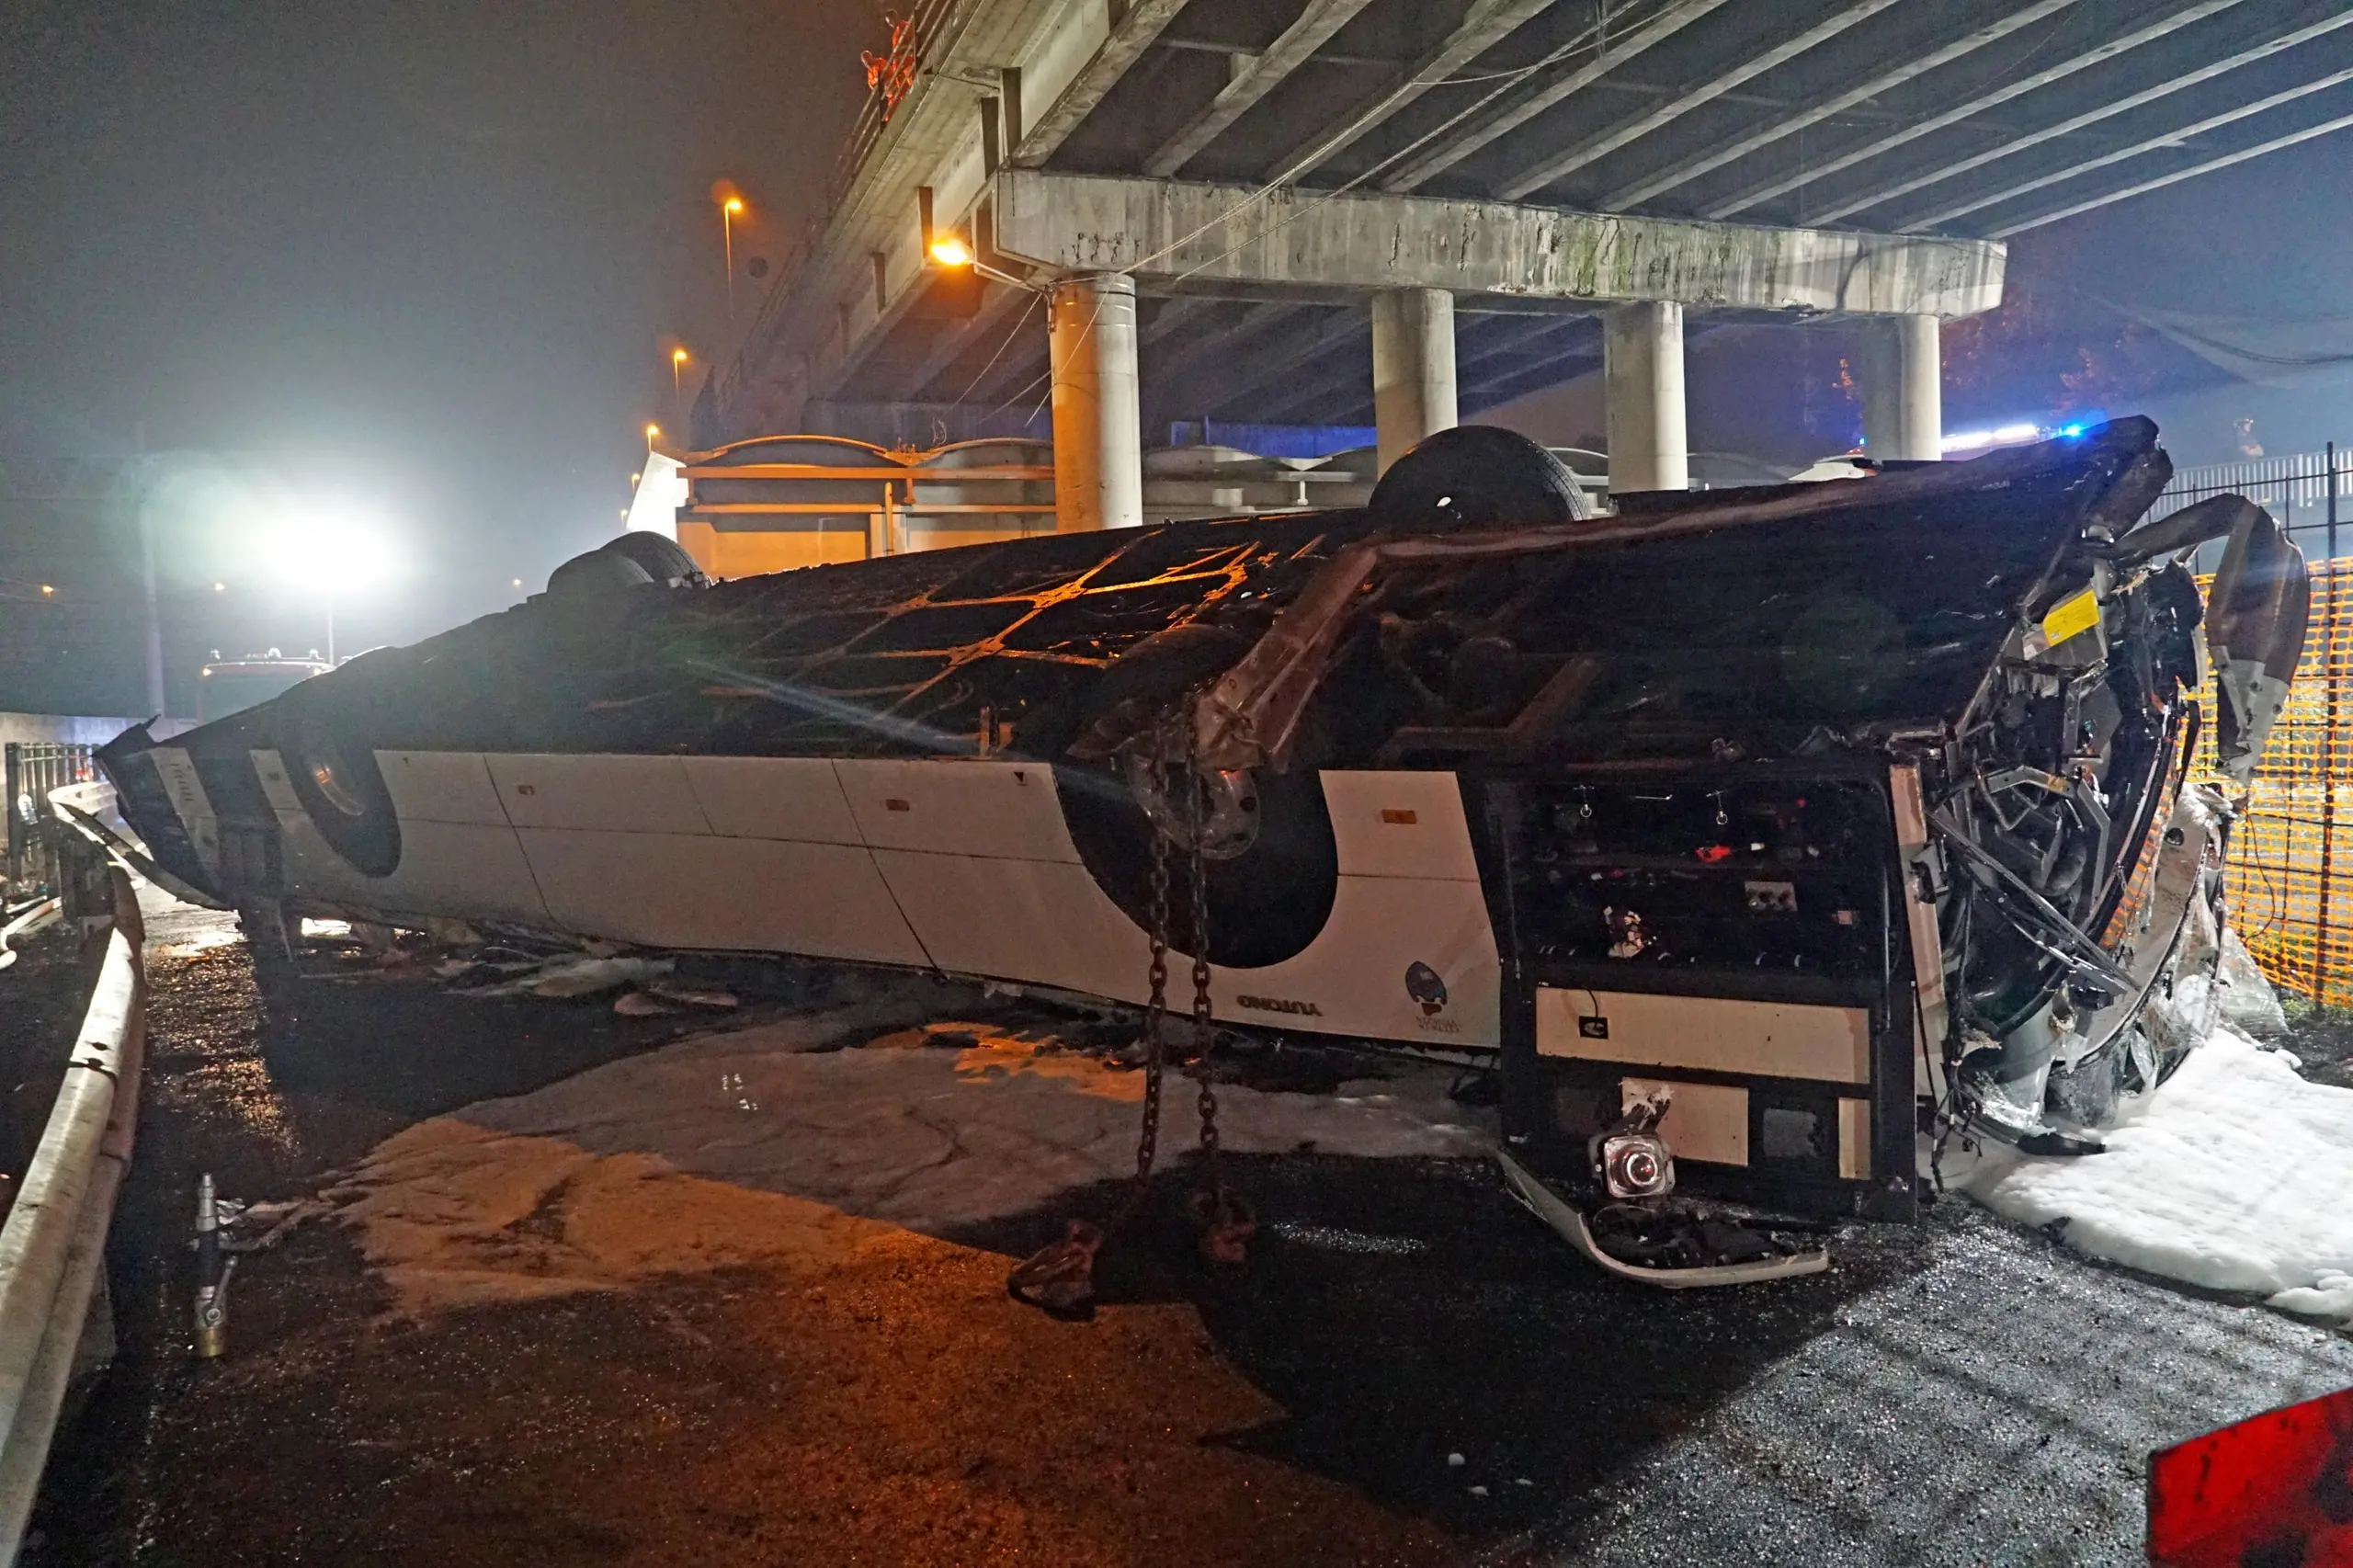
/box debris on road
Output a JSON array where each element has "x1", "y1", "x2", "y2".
[
  {"x1": 526, "y1": 957, "x2": 674, "y2": 999},
  {"x1": 646, "y1": 983, "x2": 740, "y2": 1010},
  {"x1": 193, "y1": 1174, "x2": 229, "y2": 1358},
  {"x1": 1496, "y1": 1148, "x2": 1830, "y2": 1290}
]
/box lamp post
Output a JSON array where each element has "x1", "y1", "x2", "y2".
[
  {"x1": 267, "y1": 512, "x2": 391, "y2": 668},
  {"x1": 722, "y1": 196, "x2": 745, "y2": 319},
  {"x1": 671, "y1": 347, "x2": 689, "y2": 422},
  {"x1": 644, "y1": 423, "x2": 661, "y2": 455}
]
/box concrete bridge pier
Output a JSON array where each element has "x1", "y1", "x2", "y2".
[
  {"x1": 1049, "y1": 272, "x2": 1143, "y2": 530},
  {"x1": 1603, "y1": 301, "x2": 1688, "y2": 494},
  {"x1": 1859, "y1": 312, "x2": 1943, "y2": 463},
  {"x1": 1370, "y1": 287, "x2": 1458, "y2": 475}
]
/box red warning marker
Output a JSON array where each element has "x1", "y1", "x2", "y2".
[{"x1": 2148, "y1": 1385, "x2": 2353, "y2": 1566}]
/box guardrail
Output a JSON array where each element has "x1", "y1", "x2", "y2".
[{"x1": 0, "y1": 865, "x2": 145, "y2": 1564}]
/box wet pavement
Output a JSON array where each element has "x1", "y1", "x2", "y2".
[
  {"x1": 2281, "y1": 1005, "x2": 2353, "y2": 1089},
  {"x1": 8, "y1": 901, "x2": 2352, "y2": 1566}
]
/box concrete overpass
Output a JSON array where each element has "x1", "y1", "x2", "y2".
[{"x1": 698, "y1": 0, "x2": 2353, "y2": 528}]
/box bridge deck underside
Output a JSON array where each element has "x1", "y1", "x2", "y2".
[{"x1": 744, "y1": 0, "x2": 2353, "y2": 431}]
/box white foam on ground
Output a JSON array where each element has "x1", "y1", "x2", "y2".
[{"x1": 1960, "y1": 1027, "x2": 2353, "y2": 1324}]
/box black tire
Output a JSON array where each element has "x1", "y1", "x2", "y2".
[
  {"x1": 547, "y1": 547, "x2": 654, "y2": 600},
  {"x1": 600, "y1": 531, "x2": 709, "y2": 587},
  {"x1": 1054, "y1": 623, "x2": 1340, "y2": 970},
  {"x1": 1367, "y1": 425, "x2": 1588, "y2": 530},
  {"x1": 276, "y1": 693, "x2": 402, "y2": 878}
]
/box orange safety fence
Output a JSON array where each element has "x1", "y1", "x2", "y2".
[{"x1": 2192, "y1": 557, "x2": 2353, "y2": 1006}]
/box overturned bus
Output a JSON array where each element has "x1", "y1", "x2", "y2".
[{"x1": 99, "y1": 416, "x2": 2306, "y2": 1221}]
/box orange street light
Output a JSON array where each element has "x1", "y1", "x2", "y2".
[
  {"x1": 644, "y1": 422, "x2": 660, "y2": 454},
  {"x1": 671, "y1": 346, "x2": 688, "y2": 392},
  {"x1": 722, "y1": 195, "x2": 746, "y2": 318},
  {"x1": 926, "y1": 230, "x2": 1027, "y2": 288}
]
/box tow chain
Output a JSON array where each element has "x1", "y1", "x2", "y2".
[
  {"x1": 1007, "y1": 709, "x2": 1253, "y2": 1315},
  {"x1": 1181, "y1": 727, "x2": 1254, "y2": 1265}
]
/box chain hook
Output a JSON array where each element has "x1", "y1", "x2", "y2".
[
  {"x1": 1187, "y1": 1185, "x2": 1256, "y2": 1265},
  {"x1": 1006, "y1": 1221, "x2": 1105, "y2": 1316}
]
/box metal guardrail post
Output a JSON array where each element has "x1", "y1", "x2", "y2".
[{"x1": 0, "y1": 866, "x2": 146, "y2": 1564}]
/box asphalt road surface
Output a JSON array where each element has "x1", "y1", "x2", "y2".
[{"x1": 9, "y1": 902, "x2": 2349, "y2": 1567}]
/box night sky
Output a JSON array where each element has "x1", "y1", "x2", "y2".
[
  {"x1": 6, "y1": 0, "x2": 2352, "y2": 662},
  {"x1": 2, "y1": 0, "x2": 870, "y2": 654}
]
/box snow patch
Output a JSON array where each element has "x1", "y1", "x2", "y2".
[{"x1": 1961, "y1": 1026, "x2": 2353, "y2": 1324}]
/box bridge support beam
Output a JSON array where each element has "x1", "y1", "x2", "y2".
[
  {"x1": 1049, "y1": 273, "x2": 1143, "y2": 530},
  {"x1": 1371, "y1": 288, "x2": 1458, "y2": 475},
  {"x1": 1603, "y1": 301, "x2": 1687, "y2": 494},
  {"x1": 1859, "y1": 312, "x2": 1943, "y2": 462},
  {"x1": 993, "y1": 170, "x2": 2006, "y2": 316}
]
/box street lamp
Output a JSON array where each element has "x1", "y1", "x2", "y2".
[
  {"x1": 644, "y1": 423, "x2": 661, "y2": 454},
  {"x1": 671, "y1": 346, "x2": 688, "y2": 392},
  {"x1": 721, "y1": 196, "x2": 745, "y2": 318},
  {"x1": 263, "y1": 510, "x2": 393, "y2": 666},
  {"x1": 925, "y1": 227, "x2": 1029, "y2": 288}
]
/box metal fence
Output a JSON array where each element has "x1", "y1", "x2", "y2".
[
  {"x1": 2148, "y1": 444, "x2": 2350, "y2": 569},
  {"x1": 3, "y1": 745, "x2": 97, "y2": 908}
]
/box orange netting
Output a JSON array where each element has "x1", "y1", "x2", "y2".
[{"x1": 2191, "y1": 558, "x2": 2353, "y2": 1004}]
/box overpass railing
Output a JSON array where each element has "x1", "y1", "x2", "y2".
[
  {"x1": 2147, "y1": 444, "x2": 2350, "y2": 562},
  {"x1": 712, "y1": 0, "x2": 966, "y2": 436}
]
